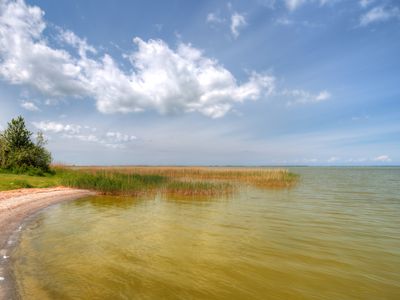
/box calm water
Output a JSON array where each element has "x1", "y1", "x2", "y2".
[{"x1": 11, "y1": 168, "x2": 400, "y2": 299}]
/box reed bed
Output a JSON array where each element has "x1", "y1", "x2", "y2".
[
  {"x1": 75, "y1": 166, "x2": 298, "y2": 188},
  {"x1": 60, "y1": 171, "x2": 165, "y2": 195},
  {"x1": 59, "y1": 169, "x2": 235, "y2": 196},
  {"x1": 1, "y1": 166, "x2": 297, "y2": 195},
  {"x1": 165, "y1": 181, "x2": 234, "y2": 196}
]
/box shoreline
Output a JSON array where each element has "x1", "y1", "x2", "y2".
[{"x1": 0, "y1": 187, "x2": 96, "y2": 300}]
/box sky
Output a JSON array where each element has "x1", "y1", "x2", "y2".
[{"x1": 0, "y1": 0, "x2": 399, "y2": 166}]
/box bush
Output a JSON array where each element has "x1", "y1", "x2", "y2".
[{"x1": 0, "y1": 116, "x2": 52, "y2": 174}]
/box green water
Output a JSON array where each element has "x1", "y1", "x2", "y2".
[{"x1": 11, "y1": 168, "x2": 400, "y2": 299}]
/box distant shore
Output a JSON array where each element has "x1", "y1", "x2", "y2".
[{"x1": 0, "y1": 187, "x2": 95, "y2": 299}]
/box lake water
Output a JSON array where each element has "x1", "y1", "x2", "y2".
[{"x1": 11, "y1": 167, "x2": 400, "y2": 299}]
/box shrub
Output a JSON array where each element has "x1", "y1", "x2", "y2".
[{"x1": 0, "y1": 116, "x2": 52, "y2": 173}]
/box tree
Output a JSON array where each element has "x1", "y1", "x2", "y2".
[
  {"x1": 2, "y1": 116, "x2": 33, "y2": 150},
  {"x1": 0, "y1": 116, "x2": 52, "y2": 173}
]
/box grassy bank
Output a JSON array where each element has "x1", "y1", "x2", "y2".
[
  {"x1": 0, "y1": 172, "x2": 60, "y2": 190},
  {"x1": 0, "y1": 166, "x2": 298, "y2": 195}
]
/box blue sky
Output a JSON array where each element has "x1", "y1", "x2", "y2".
[{"x1": 0, "y1": 0, "x2": 399, "y2": 165}]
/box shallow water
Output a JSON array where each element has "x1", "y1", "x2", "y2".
[{"x1": 11, "y1": 167, "x2": 400, "y2": 299}]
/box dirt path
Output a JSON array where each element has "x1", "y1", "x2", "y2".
[{"x1": 0, "y1": 187, "x2": 96, "y2": 299}]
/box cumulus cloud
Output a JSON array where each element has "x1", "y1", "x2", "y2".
[
  {"x1": 58, "y1": 29, "x2": 96, "y2": 57},
  {"x1": 359, "y1": 6, "x2": 400, "y2": 26},
  {"x1": 0, "y1": 0, "x2": 90, "y2": 97},
  {"x1": 32, "y1": 121, "x2": 136, "y2": 148},
  {"x1": 96, "y1": 38, "x2": 274, "y2": 118},
  {"x1": 0, "y1": 0, "x2": 274, "y2": 118},
  {"x1": 373, "y1": 155, "x2": 391, "y2": 162},
  {"x1": 284, "y1": 89, "x2": 331, "y2": 105},
  {"x1": 230, "y1": 12, "x2": 246, "y2": 38},
  {"x1": 20, "y1": 101, "x2": 40, "y2": 111}
]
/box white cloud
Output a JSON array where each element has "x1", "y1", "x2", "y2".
[
  {"x1": 32, "y1": 121, "x2": 81, "y2": 134},
  {"x1": 106, "y1": 131, "x2": 137, "y2": 142},
  {"x1": 373, "y1": 155, "x2": 391, "y2": 162},
  {"x1": 360, "y1": 6, "x2": 400, "y2": 26},
  {"x1": 284, "y1": 0, "x2": 338, "y2": 11},
  {"x1": 0, "y1": 0, "x2": 273, "y2": 118},
  {"x1": 20, "y1": 101, "x2": 40, "y2": 111},
  {"x1": 206, "y1": 13, "x2": 224, "y2": 24},
  {"x1": 32, "y1": 121, "x2": 137, "y2": 149},
  {"x1": 64, "y1": 134, "x2": 99, "y2": 143},
  {"x1": 230, "y1": 12, "x2": 246, "y2": 38},
  {"x1": 315, "y1": 90, "x2": 330, "y2": 101},
  {"x1": 58, "y1": 29, "x2": 96, "y2": 57},
  {"x1": 285, "y1": 0, "x2": 307, "y2": 11},
  {"x1": 284, "y1": 89, "x2": 331, "y2": 105},
  {"x1": 0, "y1": 1, "x2": 90, "y2": 97},
  {"x1": 96, "y1": 38, "x2": 274, "y2": 118}
]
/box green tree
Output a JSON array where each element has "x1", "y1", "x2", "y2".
[
  {"x1": 0, "y1": 116, "x2": 52, "y2": 173},
  {"x1": 2, "y1": 116, "x2": 33, "y2": 150}
]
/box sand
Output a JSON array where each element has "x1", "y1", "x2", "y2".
[{"x1": 0, "y1": 187, "x2": 96, "y2": 299}]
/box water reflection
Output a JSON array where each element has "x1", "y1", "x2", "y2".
[
  {"x1": 11, "y1": 167, "x2": 400, "y2": 300},
  {"x1": 72, "y1": 194, "x2": 148, "y2": 210}
]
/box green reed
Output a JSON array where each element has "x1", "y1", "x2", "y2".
[{"x1": 60, "y1": 170, "x2": 166, "y2": 195}]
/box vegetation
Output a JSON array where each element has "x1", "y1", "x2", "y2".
[
  {"x1": 0, "y1": 166, "x2": 298, "y2": 195},
  {"x1": 165, "y1": 180, "x2": 234, "y2": 196},
  {"x1": 58, "y1": 168, "x2": 235, "y2": 196},
  {"x1": 0, "y1": 116, "x2": 51, "y2": 174},
  {"x1": 0, "y1": 172, "x2": 59, "y2": 191},
  {"x1": 75, "y1": 166, "x2": 298, "y2": 188},
  {"x1": 0, "y1": 116, "x2": 298, "y2": 195},
  {"x1": 60, "y1": 171, "x2": 166, "y2": 195}
]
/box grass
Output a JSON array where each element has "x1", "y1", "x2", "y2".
[
  {"x1": 165, "y1": 180, "x2": 234, "y2": 196},
  {"x1": 0, "y1": 166, "x2": 298, "y2": 195},
  {"x1": 60, "y1": 171, "x2": 166, "y2": 195},
  {"x1": 0, "y1": 172, "x2": 60, "y2": 191},
  {"x1": 75, "y1": 166, "x2": 298, "y2": 188}
]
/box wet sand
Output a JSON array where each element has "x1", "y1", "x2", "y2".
[{"x1": 0, "y1": 187, "x2": 96, "y2": 299}]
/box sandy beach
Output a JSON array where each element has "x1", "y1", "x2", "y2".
[{"x1": 0, "y1": 187, "x2": 95, "y2": 299}]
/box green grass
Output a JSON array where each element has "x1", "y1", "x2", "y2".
[{"x1": 0, "y1": 172, "x2": 60, "y2": 191}]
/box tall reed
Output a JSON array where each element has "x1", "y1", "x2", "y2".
[{"x1": 74, "y1": 166, "x2": 298, "y2": 188}]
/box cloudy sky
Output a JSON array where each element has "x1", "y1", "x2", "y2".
[{"x1": 0, "y1": 0, "x2": 399, "y2": 165}]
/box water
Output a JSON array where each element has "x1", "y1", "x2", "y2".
[{"x1": 11, "y1": 168, "x2": 400, "y2": 299}]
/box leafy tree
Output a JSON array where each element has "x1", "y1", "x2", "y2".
[{"x1": 0, "y1": 116, "x2": 52, "y2": 173}]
